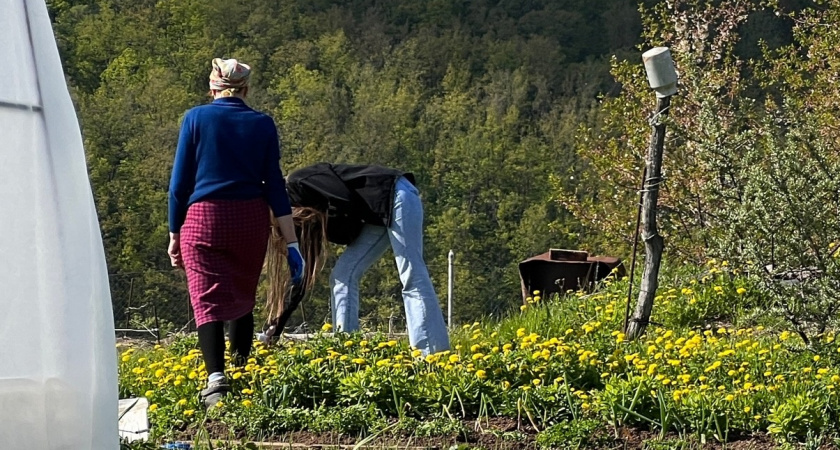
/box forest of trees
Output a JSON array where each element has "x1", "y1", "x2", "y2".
[{"x1": 48, "y1": 0, "x2": 835, "y2": 334}]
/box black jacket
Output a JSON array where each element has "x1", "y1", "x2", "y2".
[{"x1": 286, "y1": 163, "x2": 415, "y2": 244}]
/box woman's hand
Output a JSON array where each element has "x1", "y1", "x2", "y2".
[
  {"x1": 168, "y1": 232, "x2": 184, "y2": 269},
  {"x1": 287, "y1": 242, "x2": 305, "y2": 284}
]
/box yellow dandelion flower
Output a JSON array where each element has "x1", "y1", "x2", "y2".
[
  {"x1": 780, "y1": 331, "x2": 790, "y2": 341},
  {"x1": 148, "y1": 404, "x2": 158, "y2": 412}
]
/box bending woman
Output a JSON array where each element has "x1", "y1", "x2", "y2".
[
  {"x1": 285, "y1": 163, "x2": 449, "y2": 355},
  {"x1": 167, "y1": 58, "x2": 304, "y2": 408}
]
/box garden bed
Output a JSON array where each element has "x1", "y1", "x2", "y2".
[{"x1": 119, "y1": 263, "x2": 840, "y2": 449}]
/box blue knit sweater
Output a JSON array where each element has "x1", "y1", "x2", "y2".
[{"x1": 168, "y1": 97, "x2": 292, "y2": 232}]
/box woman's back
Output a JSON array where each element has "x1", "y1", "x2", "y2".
[{"x1": 187, "y1": 97, "x2": 276, "y2": 201}]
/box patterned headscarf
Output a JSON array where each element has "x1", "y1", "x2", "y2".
[{"x1": 208, "y1": 58, "x2": 251, "y2": 91}]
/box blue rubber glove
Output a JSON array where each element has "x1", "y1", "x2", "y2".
[{"x1": 287, "y1": 242, "x2": 306, "y2": 284}]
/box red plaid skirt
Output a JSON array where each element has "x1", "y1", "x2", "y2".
[{"x1": 181, "y1": 199, "x2": 270, "y2": 327}]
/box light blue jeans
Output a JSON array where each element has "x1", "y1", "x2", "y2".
[{"x1": 330, "y1": 177, "x2": 450, "y2": 355}]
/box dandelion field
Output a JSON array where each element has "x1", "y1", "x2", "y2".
[{"x1": 119, "y1": 262, "x2": 840, "y2": 449}]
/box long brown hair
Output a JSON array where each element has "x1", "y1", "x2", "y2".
[{"x1": 265, "y1": 207, "x2": 328, "y2": 328}]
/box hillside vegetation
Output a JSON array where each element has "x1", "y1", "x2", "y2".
[{"x1": 53, "y1": 0, "x2": 840, "y2": 377}]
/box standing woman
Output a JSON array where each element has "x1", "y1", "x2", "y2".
[{"x1": 167, "y1": 58, "x2": 304, "y2": 408}]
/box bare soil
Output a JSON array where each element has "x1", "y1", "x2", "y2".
[{"x1": 175, "y1": 417, "x2": 840, "y2": 449}]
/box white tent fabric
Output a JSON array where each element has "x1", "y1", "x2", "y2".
[{"x1": 0, "y1": 0, "x2": 118, "y2": 448}]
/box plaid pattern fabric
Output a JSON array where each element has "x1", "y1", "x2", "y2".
[{"x1": 181, "y1": 199, "x2": 269, "y2": 326}]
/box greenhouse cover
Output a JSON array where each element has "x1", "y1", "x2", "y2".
[{"x1": 0, "y1": 0, "x2": 118, "y2": 448}]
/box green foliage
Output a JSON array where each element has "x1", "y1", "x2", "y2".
[
  {"x1": 560, "y1": 0, "x2": 840, "y2": 341},
  {"x1": 121, "y1": 264, "x2": 840, "y2": 444},
  {"x1": 767, "y1": 393, "x2": 828, "y2": 444},
  {"x1": 535, "y1": 418, "x2": 602, "y2": 449},
  {"x1": 414, "y1": 417, "x2": 468, "y2": 438},
  {"x1": 49, "y1": 0, "x2": 652, "y2": 329},
  {"x1": 54, "y1": 0, "x2": 839, "y2": 359},
  {"x1": 220, "y1": 404, "x2": 386, "y2": 437}
]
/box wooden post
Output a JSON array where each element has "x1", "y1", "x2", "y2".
[
  {"x1": 622, "y1": 166, "x2": 646, "y2": 333},
  {"x1": 626, "y1": 96, "x2": 670, "y2": 339},
  {"x1": 448, "y1": 250, "x2": 454, "y2": 329}
]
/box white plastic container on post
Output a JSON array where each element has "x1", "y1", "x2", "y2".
[
  {"x1": 0, "y1": 1, "x2": 118, "y2": 448},
  {"x1": 642, "y1": 47, "x2": 678, "y2": 98}
]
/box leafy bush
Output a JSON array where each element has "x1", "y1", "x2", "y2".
[
  {"x1": 767, "y1": 393, "x2": 828, "y2": 443},
  {"x1": 414, "y1": 417, "x2": 468, "y2": 438},
  {"x1": 536, "y1": 418, "x2": 602, "y2": 449}
]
